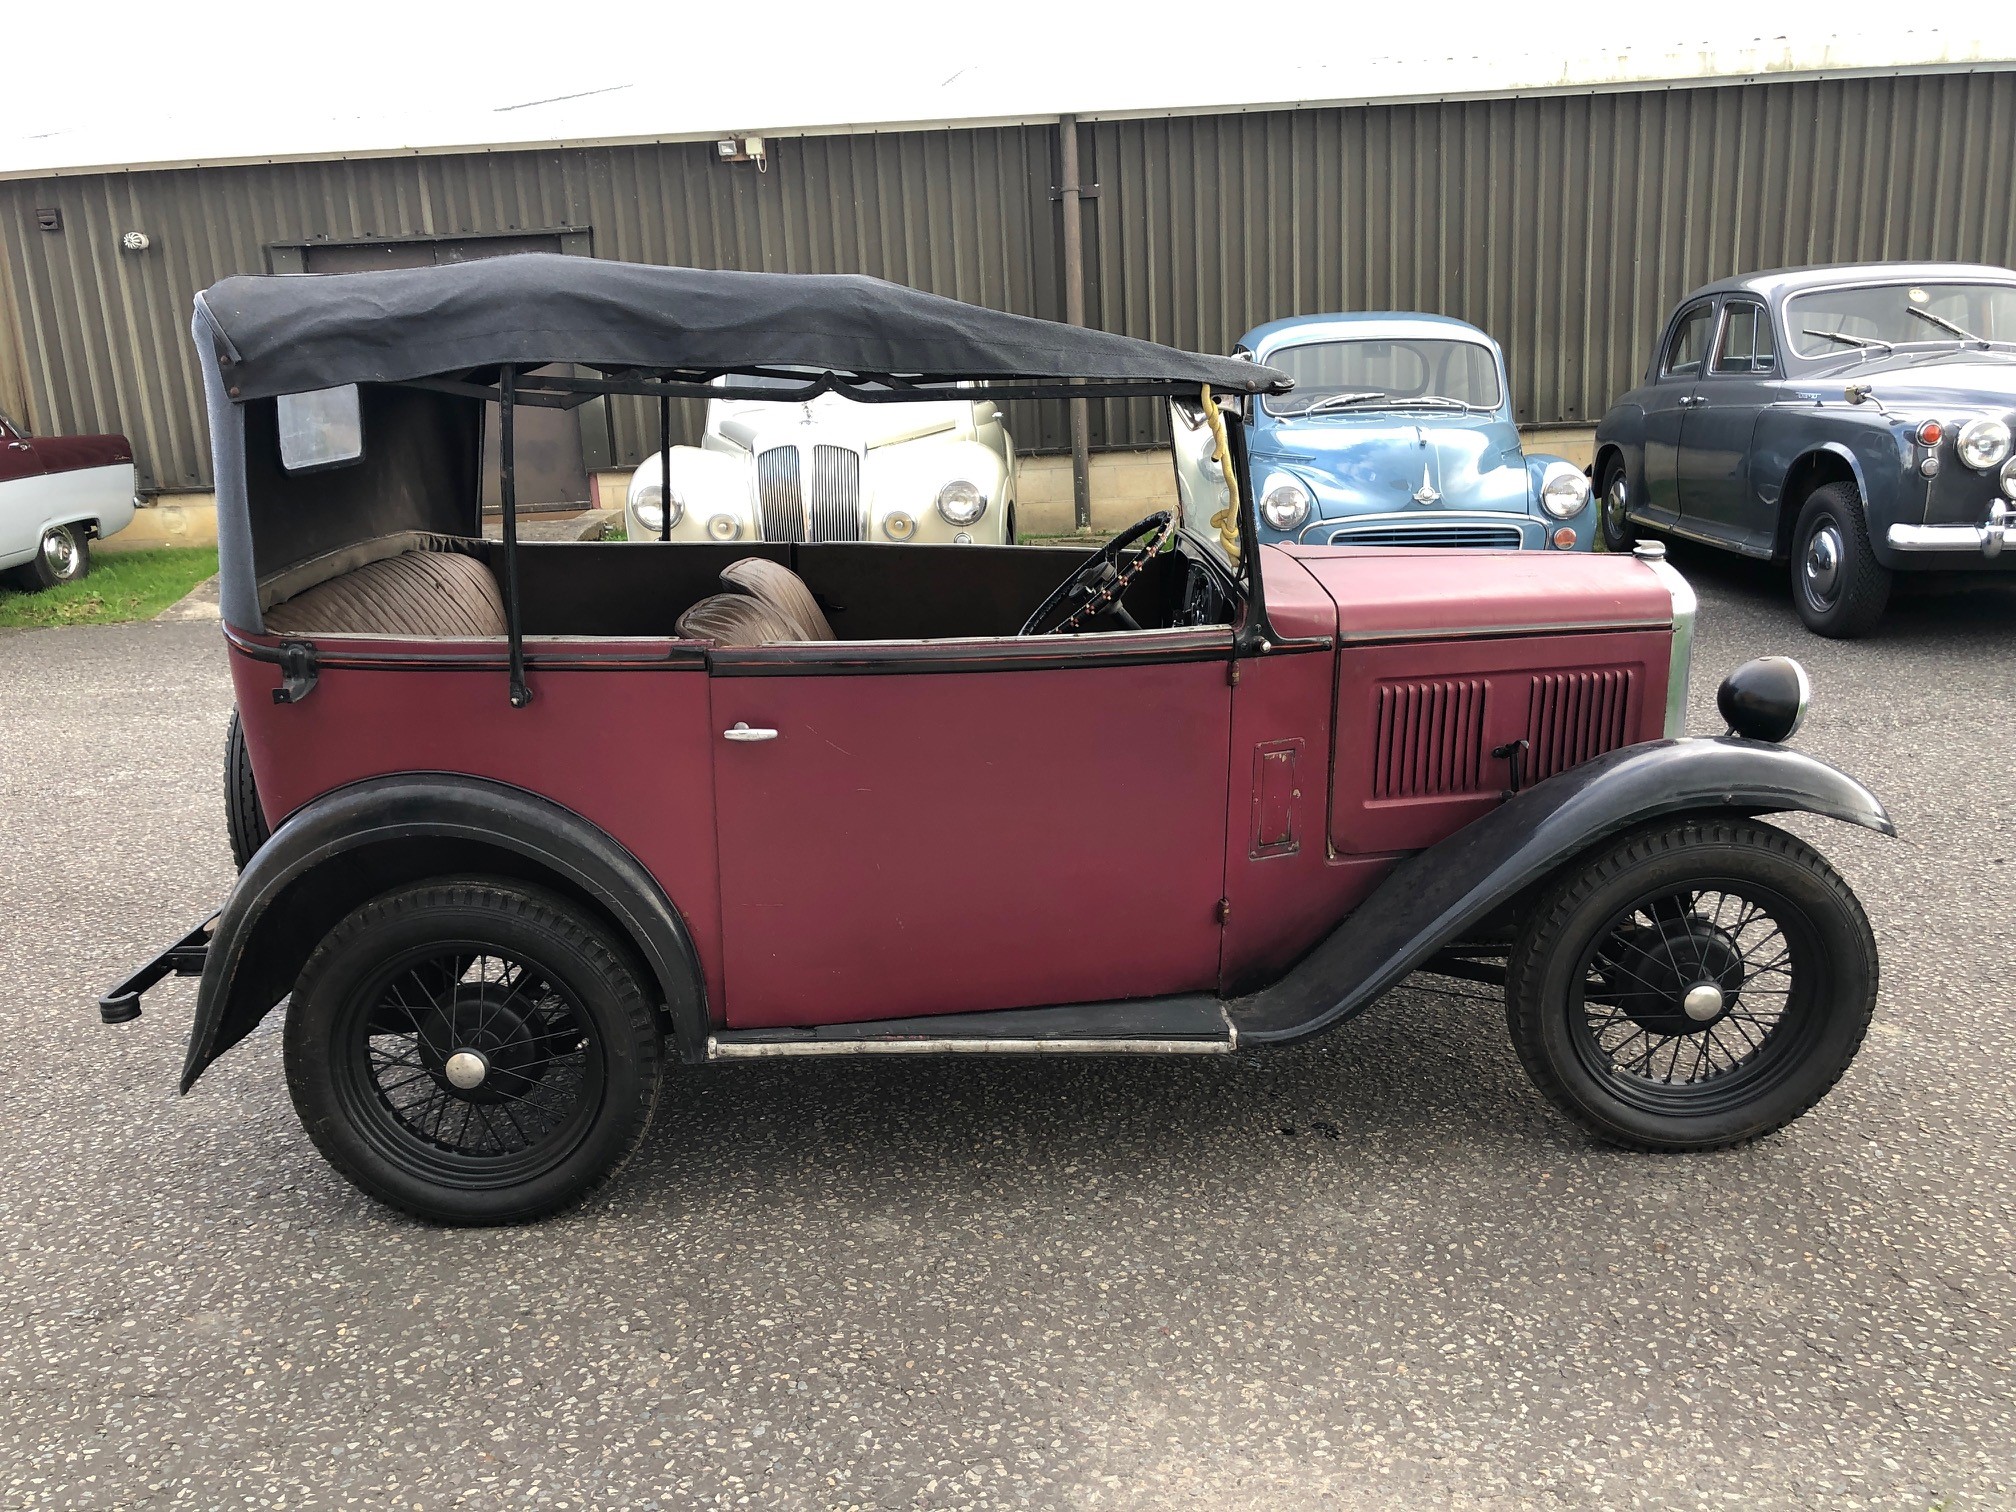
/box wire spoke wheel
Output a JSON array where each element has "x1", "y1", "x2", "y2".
[
  {"x1": 1507, "y1": 819, "x2": 1877, "y2": 1152},
  {"x1": 285, "y1": 881, "x2": 664, "y2": 1224},
  {"x1": 344, "y1": 947, "x2": 602, "y2": 1180},
  {"x1": 1572, "y1": 881, "x2": 1814, "y2": 1115}
]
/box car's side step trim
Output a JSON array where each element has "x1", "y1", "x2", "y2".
[{"x1": 707, "y1": 994, "x2": 1236, "y2": 1059}]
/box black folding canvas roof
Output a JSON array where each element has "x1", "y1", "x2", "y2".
[{"x1": 193, "y1": 254, "x2": 1289, "y2": 400}]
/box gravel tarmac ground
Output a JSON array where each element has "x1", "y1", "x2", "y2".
[{"x1": 0, "y1": 546, "x2": 2011, "y2": 1510}]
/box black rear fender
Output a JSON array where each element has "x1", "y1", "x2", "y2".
[
  {"x1": 1232, "y1": 737, "x2": 1892, "y2": 1046},
  {"x1": 181, "y1": 776, "x2": 710, "y2": 1092}
]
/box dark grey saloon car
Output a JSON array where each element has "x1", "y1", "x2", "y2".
[{"x1": 1593, "y1": 262, "x2": 2016, "y2": 636}]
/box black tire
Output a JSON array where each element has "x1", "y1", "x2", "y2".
[
  {"x1": 1596, "y1": 456, "x2": 1635, "y2": 554},
  {"x1": 1790, "y1": 482, "x2": 1890, "y2": 638},
  {"x1": 1506, "y1": 817, "x2": 1877, "y2": 1152},
  {"x1": 12, "y1": 523, "x2": 90, "y2": 590},
  {"x1": 284, "y1": 879, "x2": 664, "y2": 1224},
  {"x1": 223, "y1": 710, "x2": 270, "y2": 871}
]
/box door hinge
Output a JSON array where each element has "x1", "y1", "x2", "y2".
[
  {"x1": 273, "y1": 640, "x2": 319, "y2": 704},
  {"x1": 1227, "y1": 660, "x2": 1242, "y2": 687},
  {"x1": 1216, "y1": 897, "x2": 1231, "y2": 925}
]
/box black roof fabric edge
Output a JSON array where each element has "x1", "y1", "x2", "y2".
[{"x1": 197, "y1": 255, "x2": 1289, "y2": 401}]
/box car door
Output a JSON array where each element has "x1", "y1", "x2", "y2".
[
  {"x1": 0, "y1": 414, "x2": 49, "y2": 561},
  {"x1": 706, "y1": 628, "x2": 1237, "y2": 1029},
  {"x1": 1676, "y1": 298, "x2": 1778, "y2": 550},
  {"x1": 1638, "y1": 301, "x2": 1716, "y2": 520}
]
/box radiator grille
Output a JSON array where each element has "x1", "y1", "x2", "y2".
[
  {"x1": 756, "y1": 447, "x2": 804, "y2": 541},
  {"x1": 809, "y1": 445, "x2": 863, "y2": 541},
  {"x1": 1372, "y1": 678, "x2": 1490, "y2": 800},
  {"x1": 1525, "y1": 669, "x2": 1636, "y2": 782},
  {"x1": 1330, "y1": 524, "x2": 1527, "y2": 550}
]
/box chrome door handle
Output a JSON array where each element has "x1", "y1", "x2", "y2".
[
  {"x1": 1679, "y1": 395, "x2": 1706, "y2": 408},
  {"x1": 723, "y1": 722, "x2": 779, "y2": 743}
]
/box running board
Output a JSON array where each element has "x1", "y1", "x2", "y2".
[{"x1": 707, "y1": 995, "x2": 1236, "y2": 1059}]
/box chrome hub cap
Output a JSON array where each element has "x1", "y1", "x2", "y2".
[
  {"x1": 444, "y1": 1049, "x2": 489, "y2": 1090},
  {"x1": 41, "y1": 528, "x2": 79, "y2": 578},
  {"x1": 1803, "y1": 525, "x2": 1843, "y2": 606},
  {"x1": 1682, "y1": 982, "x2": 1726, "y2": 1023},
  {"x1": 1605, "y1": 475, "x2": 1628, "y2": 532}
]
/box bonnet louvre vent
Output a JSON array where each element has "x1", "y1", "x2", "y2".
[
  {"x1": 1372, "y1": 679, "x2": 1489, "y2": 800},
  {"x1": 1525, "y1": 669, "x2": 1636, "y2": 782}
]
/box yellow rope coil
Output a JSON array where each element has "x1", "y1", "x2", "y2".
[{"x1": 1200, "y1": 385, "x2": 1241, "y2": 564}]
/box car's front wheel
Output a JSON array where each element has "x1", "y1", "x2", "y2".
[
  {"x1": 284, "y1": 879, "x2": 664, "y2": 1224},
  {"x1": 1791, "y1": 482, "x2": 1890, "y2": 637},
  {"x1": 1506, "y1": 817, "x2": 1876, "y2": 1152},
  {"x1": 1597, "y1": 457, "x2": 1635, "y2": 554},
  {"x1": 12, "y1": 524, "x2": 90, "y2": 591}
]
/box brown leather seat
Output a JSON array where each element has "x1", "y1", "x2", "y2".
[
  {"x1": 718, "y1": 557, "x2": 836, "y2": 640},
  {"x1": 676, "y1": 558, "x2": 835, "y2": 646},
  {"x1": 675, "y1": 593, "x2": 802, "y2": 647},
  {"x1": 264, "y1": 549, "x2": 506, "y2": 637}
]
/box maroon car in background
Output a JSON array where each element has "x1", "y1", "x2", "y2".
[
  {"x1": 103, "y1": 256, "x2": 1890, "y2": 1226},
  {"x1": 0, "y1": 409, "x2": 137, "y2": 588}
]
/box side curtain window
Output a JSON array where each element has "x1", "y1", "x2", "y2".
[{"x1": 1664, "y1": 305, "x2": 1715, "y2": 377}]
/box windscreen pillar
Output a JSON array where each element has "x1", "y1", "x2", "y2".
[{"x1": 1059, "y1": 115, "x2": 1092, "y2": 532}]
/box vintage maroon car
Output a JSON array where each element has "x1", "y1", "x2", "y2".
[{"x1": 103, "y1": 256, "x2": 1890, "y2": 1225}]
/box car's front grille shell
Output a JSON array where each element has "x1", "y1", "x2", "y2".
[
  {"x1": 809, "y1": 445, "x2": 862, "y2": 541},
  {"x1": 756, "y1": 447, "x2": 804, "y2": 541}
]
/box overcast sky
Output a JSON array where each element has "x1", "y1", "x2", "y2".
[{"x1": 4, "y1": 1, "x2": 2011, "y2": 175}]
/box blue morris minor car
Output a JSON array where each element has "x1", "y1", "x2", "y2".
[{"x1": 1235, "y1": 313, "x2": 1594, "y2": 549}]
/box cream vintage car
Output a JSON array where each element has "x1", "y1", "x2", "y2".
[{"x1": 626, "y1": 377, "x2": 1017, "y2": 545}]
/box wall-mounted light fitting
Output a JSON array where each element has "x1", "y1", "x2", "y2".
[{"x1": 716, "y1": 135, "x2": 768, "y2": 173}]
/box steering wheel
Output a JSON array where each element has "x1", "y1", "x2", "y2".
[{"x1": 1018, "y1": 511, "x2": 1175, "y2": 636}]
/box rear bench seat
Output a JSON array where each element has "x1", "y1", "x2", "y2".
[
  {"x1": 264, "y1": 547, "x2": 506, "y2": 637},
  {"x1": 260, "y1": 535, "x2": 834, "y2": 648}
]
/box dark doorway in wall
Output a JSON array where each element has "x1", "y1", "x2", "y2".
[{"x1": 278, "y1": 233, "x2": 607, "y2": 510}]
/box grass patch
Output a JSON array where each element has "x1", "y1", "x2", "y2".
[{"x1": 0, "y1": 547, "x2": 219, "y2": 629}]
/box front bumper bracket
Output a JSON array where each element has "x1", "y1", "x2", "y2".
[{"x1": 98, "y1": 915, "x2": 216, "y2": 1024}]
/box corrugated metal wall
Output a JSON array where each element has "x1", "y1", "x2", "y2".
[
  {"x1": 2, "y1": 68, "x2": 2012, "y2": 491},
  {"x1": 1083, "y1": 68, "x2": 2016, "y2": 445}
]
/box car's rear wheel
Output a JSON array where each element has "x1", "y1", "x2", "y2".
[
  {"x1": 223, "y1": 710, "x2": 269, "y2": 870},
  {"x1": 1597, "y1": 457, "x2": 1635, "y2": 554},
  {"x1": 1506, "y1": 818, "x2": 1876, "y2": 1152},
  {"x1": 1791, "y1": 482, "x2": 1889, "y2": 638},
  {"x1": 284, "y1": 880, "x2": 664, "y2": 1224},
  {"x1": 12, "y1": 524, "x2": 90, "y2": 590}
]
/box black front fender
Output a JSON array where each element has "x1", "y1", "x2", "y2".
[
  {"x1": 1232, "y1": 737, "x2": 1892, "y2": 1046},
  {"x1": 181, "y1": 775, "x2": 710, "y2": 1092}
]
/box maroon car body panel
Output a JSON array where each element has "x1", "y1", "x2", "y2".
[
  {"x1": 228, "y1": 639, "x2": 736, "y2": 1019},
  {"x1": 1282, "y1": 545, "x2": 1675, "y2": 641},
  {"x1": 228, "y1": 547, "x2": 1681, "y2": 1033},
  {"x1": 25, "y1": 433, "x2": 134, "y2": 472},
  {"x1": 708, "y1": 637, "x2": 1235, "y2": 1027},
  {"x1": 1, "y1": 413, "x2": 133, "y2": 477}
]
